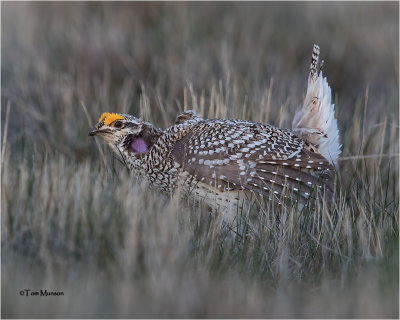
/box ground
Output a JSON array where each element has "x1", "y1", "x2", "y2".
[{"x1": 1, "y1": 2, "x2": 399, "y2": 318}]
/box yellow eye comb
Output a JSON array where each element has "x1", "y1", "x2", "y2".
[{"x1": 98, "y1": 112, "x2": 124, "y2": 126}]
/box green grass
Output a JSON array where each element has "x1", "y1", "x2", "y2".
[{"x1": 1, "y1": 2, "x2": 399, "y2": 318}]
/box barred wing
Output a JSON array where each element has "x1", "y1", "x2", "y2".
[{"x1": 171, "y1": 119, "x2": 334, "y2": 204}]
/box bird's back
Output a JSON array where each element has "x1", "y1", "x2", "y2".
[{"x1": 168, "y1": 117, "x2": 334, "y2": 212}]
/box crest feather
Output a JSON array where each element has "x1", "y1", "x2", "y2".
[{"x1": 98, "y1": 112, "x2": 124, "y2": 125}]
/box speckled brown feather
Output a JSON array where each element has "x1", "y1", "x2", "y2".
[{"x1": 171, "y1": 118, "x2": 334, "y2": 205}]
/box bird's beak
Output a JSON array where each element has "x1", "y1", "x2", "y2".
[{"x1": 88, "y1": 125, "x2": 100, "y2": 136}]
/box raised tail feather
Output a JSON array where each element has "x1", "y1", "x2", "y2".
[{"x1": 292, "y1": 44, "x2": 341, "y2": 165}]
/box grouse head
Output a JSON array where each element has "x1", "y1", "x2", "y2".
[{"x1": 89, "y1": 112, "x2": 162, "y2": 157}]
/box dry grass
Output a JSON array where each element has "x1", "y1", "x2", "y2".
[{"x1": 1, "y1": 2, "x2": 399, "y2": 318}]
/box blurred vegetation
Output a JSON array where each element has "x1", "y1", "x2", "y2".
[{"x1": 1, "y1": 2, "x2": 399, "y2": 318}]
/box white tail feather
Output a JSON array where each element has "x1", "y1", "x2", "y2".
[{"x1": 292, "y1": 44, "x2": 341, "y2": 165}]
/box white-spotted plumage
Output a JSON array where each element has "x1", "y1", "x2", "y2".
[{"x1": 115, "y1": 111, "x2": 334, "y2": 215}]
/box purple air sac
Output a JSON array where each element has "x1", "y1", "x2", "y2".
[{"x1": 131, "y1": 137, "x2": 148, "y2": 153}]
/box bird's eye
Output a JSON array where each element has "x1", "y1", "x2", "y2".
[{"x1": 114, "y1": 121, "x2": 123, "y2": 128}]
